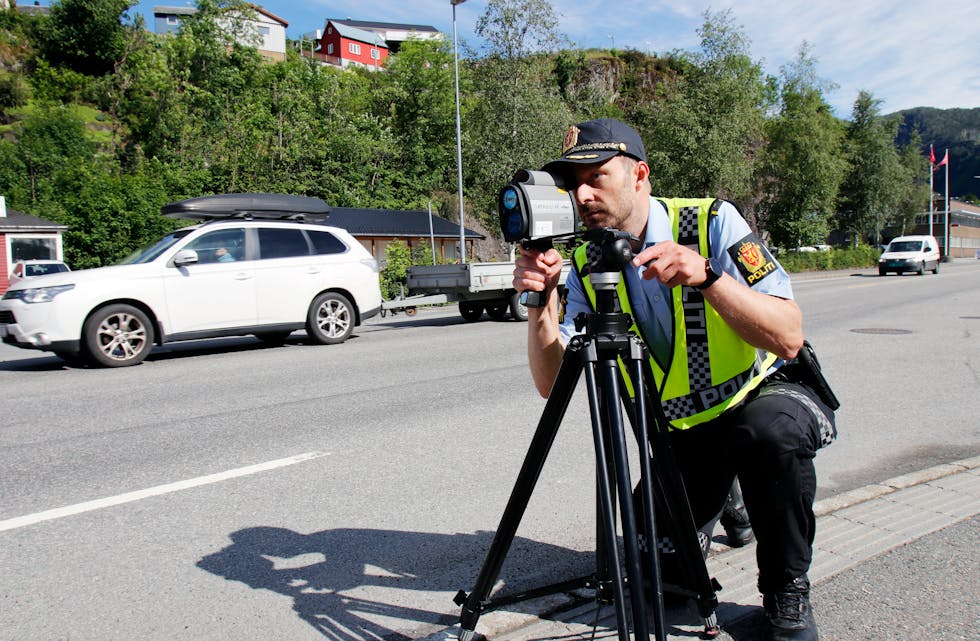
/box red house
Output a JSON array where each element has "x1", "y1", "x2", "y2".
[{"x1": 317, "y1": 20, "x2": 389, "y2": 70}]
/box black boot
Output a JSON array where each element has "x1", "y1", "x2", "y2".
[
  {"x1": 763, "y1": 574, "x2": 819, "y2": 641},
  {"x1": 720, "y1": 479, "x2": 754, "y2": 548}
]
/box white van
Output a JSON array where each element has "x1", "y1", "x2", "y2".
[{"x1": 878, "y1": 235, "x2": 941, "y2": 276}]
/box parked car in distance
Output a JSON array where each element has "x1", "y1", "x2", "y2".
[
  {"x1": 878, "y1": 235, "x2": 941, "y2": 276},
  {"x1": 8, "y1": 260, "x2": 70, "y2": 288},
  {"x1": 0, "y1": 193, "x2": 382, "y2": 367}
]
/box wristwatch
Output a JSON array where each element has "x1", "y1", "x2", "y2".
[{"x1": 695, "y1": 257, "x2": 723, "y2": 290}]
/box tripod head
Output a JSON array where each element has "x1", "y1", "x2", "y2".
[{"x1": 521, "y1": 227, "x2": 638, "y2": 310}]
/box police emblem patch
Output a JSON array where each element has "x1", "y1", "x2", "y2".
[{"x1": 728, "y1": 233, "x2": 778, "y2": 286}]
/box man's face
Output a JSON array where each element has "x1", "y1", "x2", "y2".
[{"x1": 568, "y1": 156, "x2": 640, "y2": 232}]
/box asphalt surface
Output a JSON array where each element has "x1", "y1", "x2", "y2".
[
  {"x1": 418, "y1": 456, "x2": 980, "y2": 640},
  {"x1": 416, "y1": 261, "x2": 980, "y2": 641}
]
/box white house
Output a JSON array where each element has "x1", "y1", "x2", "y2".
[{"x1": 152, "y1": 3, "x2": 288, "y2": 62}]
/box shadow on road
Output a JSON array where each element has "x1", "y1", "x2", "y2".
[{"x1": 197, "y1": 526, "x2": 594, "y2": 640}]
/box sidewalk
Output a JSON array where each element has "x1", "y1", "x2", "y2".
[{"x1": 420, "y1": 455, "x2": 980, "y2": 641}]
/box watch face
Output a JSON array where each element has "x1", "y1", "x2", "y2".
[{"x1": 709, "y1": 257, "x2": 723, "y2": 276}]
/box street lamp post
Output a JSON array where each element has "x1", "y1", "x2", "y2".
[{"x1": 451, "y1": 0, "x2": 467, "y2": 263}]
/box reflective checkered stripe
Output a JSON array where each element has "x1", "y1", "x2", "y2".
[
  {"x1": 573, "y1": 198, "x2": 777, "y2": 430},
  {"x1": 676, "y1": 205, "x2": 711, "y2": 391}
]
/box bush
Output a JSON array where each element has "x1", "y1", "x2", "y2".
[
  {"x1": 0, "y1": 71, "x2": 30, "y2": 111},
  {"x1": 777, "y1": 246, "x2": 880, "y2": 273}
]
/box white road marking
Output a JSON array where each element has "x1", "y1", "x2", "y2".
[{"x1": 0, "y1": 451, "x2": 328, "y2": 533}]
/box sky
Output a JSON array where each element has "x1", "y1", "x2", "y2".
[{"x1": 131, "y1": 0, "x2": 979, "y2": 118}]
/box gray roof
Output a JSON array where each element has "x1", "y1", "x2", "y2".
[
  {"x1": 329, "y1": 19, "x2": 439, "y2": 34},
  {"x1": 328, "y1": 21, "x2": 387, "y2": 47},
  {"x1": 0, "y1": 210, "x2": 67, "y2": 232},
  {"x1": 329, "y1": 208, "x2": 483, "y2": 239},
  {"x1": 152, "y1": 5, "x2": 197, "y2": 16}
]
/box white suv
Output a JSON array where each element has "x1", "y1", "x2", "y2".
[{"x1": 0, "y1": 193, "x2": 382, "y2": 367}]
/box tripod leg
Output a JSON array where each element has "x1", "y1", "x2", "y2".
[
  {"x1": 583, "y1": 353, "x2": 635, "y2": 641},
  {"x1": 456, "y1": 344, "x2": 585, "y2": 641},
  {"x1": 638, "y1": 359, "x2": 721, "y2": 636},
  {"x1": 626, "y1": 345, "x2": 668, "y2": 641},
  {"x1": 587, "y1": 360, "x2": 667, "y2": 641}
]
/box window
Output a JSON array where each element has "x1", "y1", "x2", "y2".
[
  {"x1": 370, "y1": 48, "x2": 380, "y2": 60},
  {"x1": 10, "y1": 236, "x2": 57, "y2": 262},
  {"x1": 307, "y1": 230, "x2": 348, "y2": 255},
  {"x1": 327, "y1": 43, "x2": 334, "y2": 55},
  {"x1": 257, "y1": 228, "x2": 310, "y2": 259},
  {"x1": 349, "y1": 42, "x2": 361, "y2": 55},
  {"x1": 258, "y1": 26, "x2": 270, "y2": 36},
  {"x1": 183, "y1": 228, "x2": 246, "y2": 264}
]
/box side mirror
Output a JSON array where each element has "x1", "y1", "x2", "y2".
[{"x1": 173, "y1": 249, "x2": 199, "y2": 267}]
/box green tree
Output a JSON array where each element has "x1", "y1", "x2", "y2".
[
  {"x1": 756, "y1": 44, "x2": 846, "y2": 248},
  {"x1": 642, "y1": 10, "x2": 770, "y2": 207},
  {"x1": 9, "y1": 105, "x2": 94, "y2": 203},
  {"x1": 837, "y1": 91, "x2": 905, "y2": 245},
  {"x1": 372, "y1": 38, "x2": 457, "y2": 202},
  {"x1": 36, "y1": 0, "x2": 136, "y2": 77},
  {"x1": 466, "y1": 0, "x2": 573, "y2": 229},
  {"x1": 891, "y1": 128, "x2": 931, "y2": 236},
  {"x1": 379, "y1": 240, "x2": 412, "y2": 300}
]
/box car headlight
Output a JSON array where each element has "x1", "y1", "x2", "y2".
[{"x1": 3, "y1": 283, "x2": 75, "y2": 303}]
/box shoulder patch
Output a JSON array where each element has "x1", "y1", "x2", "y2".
[{"x1": 727, "y1": 233, "x2": 778, "y2": 286}]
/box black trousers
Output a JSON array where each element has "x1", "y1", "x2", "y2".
[{"x1": 663, "y1": 380, "x2": 835, "y2": 594}]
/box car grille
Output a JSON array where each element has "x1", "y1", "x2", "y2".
[{"x1": 0, "y1": 310, "x2": 15, "y2": 324}]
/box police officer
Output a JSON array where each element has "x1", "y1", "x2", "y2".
[{"x1": 514, "y1": 118, "x2": 836, "y2": 641}]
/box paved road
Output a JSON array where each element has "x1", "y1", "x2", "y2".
[
  {"x1": 0, "y1": 260, "x2": 977, "y2": 641},
  {"x1": 464, "y1": 459, "x2": 978, "y2": 641}
]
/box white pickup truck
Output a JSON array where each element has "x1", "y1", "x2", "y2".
[{"x1": 381, "y1": 260, "x2": 570, "y2": 322}]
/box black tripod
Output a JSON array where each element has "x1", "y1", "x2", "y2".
[{"x1": 454, "y1": 234, "x2": 721, "y2": 641}]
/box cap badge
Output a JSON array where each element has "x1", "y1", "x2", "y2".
[{"x1": 561, "y1": 125, "x2": 580, "y2": 154}]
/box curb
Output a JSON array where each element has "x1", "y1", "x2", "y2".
[
  {"x1": 812, "y1": 454, "x2": 980, "y2": 516},
  {"x1": 417, "y1": 455, "x2": 980, "y2": 641}
]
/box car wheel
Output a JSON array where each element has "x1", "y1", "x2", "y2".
[
  {"x1": 932, "y1": 262, "x2": 940, "y2": 275},
  {"x1": 459, "y1": 301, "x2": 483, "y2": 322},
  {"x1": 509, "y1": 292, "x2": 528, "y2": 321},
  {"x1": 486, "y1": 302, "x2": 509, "y2": 321},
  {"x1": 254, "y1": 331, "x2": 292, "y2": 346},
  {"x1": 916, "y1": 261, "x2": 925, "y2": 275},
  {"x1": 878, "y1": 267, "x2": 886, "y2": 276},
  {"x1": 83, "y1": 304, "x2": 154, "y2": 367},
  {"x1": 306, "y1": 292, "x2": 354, "y2": 344}
]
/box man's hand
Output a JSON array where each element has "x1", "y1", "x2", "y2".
[
  {"x1": 513, "y1": 246, "x2": 564, "y2": 298},
  {"x1": 632, "y1": 241, "x2": 711, "y2": 288}
]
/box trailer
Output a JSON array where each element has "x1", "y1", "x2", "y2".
[{"x1": 381, "y1": 261, "x2": 570, "y2": 322}]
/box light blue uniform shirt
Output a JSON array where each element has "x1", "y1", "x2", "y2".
[{"x1": 559, "y1": 198, "x2": 794, "y2": 364}]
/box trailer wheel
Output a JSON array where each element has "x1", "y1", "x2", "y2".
[
  {"x1": 509, "y1": 292, "x2": 528, "y2": 321},
  {"x1": 459, "y1": 301, "x2": 483, "y2": 322},
  {"x1": 406, "y1": 307, "x2": 418, "y2": 316},
  {"x1": 486, "y1": 302, "x2": 509, "y2": 321}
]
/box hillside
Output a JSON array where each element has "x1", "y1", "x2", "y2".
[{"x1": 892, "y1": 107, "x2": 980, "y2": 199}]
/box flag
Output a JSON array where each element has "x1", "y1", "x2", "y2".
[
  {"x1": 929, "y1": 145, "x2": 935, "y2": 165},
  {"x1": 935, "y1": 149, "x2": 949, "y2": 170}
]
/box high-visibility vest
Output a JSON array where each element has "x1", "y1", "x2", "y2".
[{"x1": 572, "y1": 197, "x2": 778, "y2": 430}]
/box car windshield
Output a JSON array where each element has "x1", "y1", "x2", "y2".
[
  {"x1": 888, "y1": 241, "x2": 923, "y2": 252},
  {"x1": 117, "y1": 229, "x2": 195, "y2": 264},
  {"x1": 25, "y1": 264, "x2": 68, "y2": 276}
]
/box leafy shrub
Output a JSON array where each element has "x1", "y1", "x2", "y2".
[
  {"x1": 0, "y1": 71, "x2": 30, "y2": 110},
  {"x1": 777, "y1": 246, "x2": 880, "y2": 273}
]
